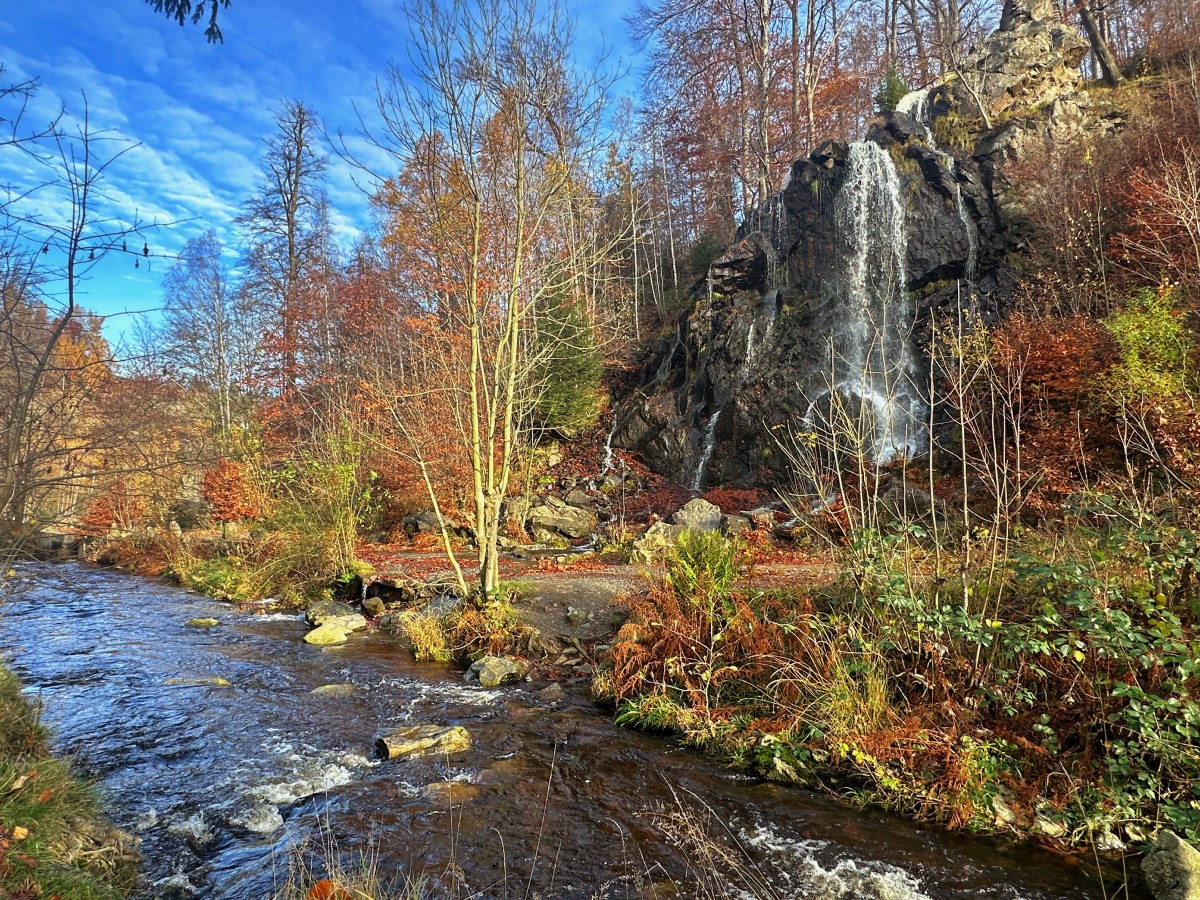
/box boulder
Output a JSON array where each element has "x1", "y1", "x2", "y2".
[
  {"x1": 631, "y1": 521, "x2": 688, "y2": 563},
  {"x1": 1144, "y1": 831, "x2": 1200, "y2": 900},
  {"x1": 672, "y1": 498, "x2": 723, "y2": 531},
  {"x1": 305, "y1": 599, "x2": 350, "y2": 627},
  {"x1": 185, "y1": 617, "x2": 220, "y2": 628},
  {"x1": 376, "y1": 724, "x2": 471, "y2": 760},
  {"x1": 303, "y1": 622, "x2": 348, "y2": 646},
  {"x1": 361, "y1": 596, "x2": 386, "y2": 618},
  {"x1": 466, "y1": 655, "x2": 524, "y2": 688},
  {"x1": 527, "y1": 503, "x2": 597, "y2": 540},
  {"x1": 722, "y1": 514, "x2": 752, "y2": 536}
]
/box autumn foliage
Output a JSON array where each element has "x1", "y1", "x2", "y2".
[{"x1": 201, "y1": 460, "x2": 260, "y2": 529}]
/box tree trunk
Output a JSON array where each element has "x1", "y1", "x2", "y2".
[{"x1": 1079, "y1": 5, "x2": 1125, "y2": 86}]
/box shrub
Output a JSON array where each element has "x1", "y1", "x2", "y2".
[{"x1": 527, "y1": 295, "x2": 603, "y2": 438}]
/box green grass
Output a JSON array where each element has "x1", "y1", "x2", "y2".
[{"x1": 0, "y1": 665, "x2": 135, "y2": 898}]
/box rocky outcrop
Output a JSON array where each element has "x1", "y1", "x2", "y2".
[
  {"x1": 527, "y1": 495, "x2": 598, "y2": 543},
  {"x1": 611, "y1": 4, "x2": 1102, "y2": 489}
]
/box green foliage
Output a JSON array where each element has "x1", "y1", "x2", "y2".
[
  {"x1": 1103, "y1": 285, "x2": 1191, "y2": 401},
  {"x1": 0, "y1": 666, "x2": 133, "y2": 898},
  {"x1": 527, "y1": 295, "x2": 602, "y2": 436},
  {"x1": 687, "y1": 232, "x2": 726, "y2": 282},
  {"x1": 172, "y1": 555, "x2": 258, "y2": 602},
  {"x1": 664, "y1": 529, "x2": 743, "y2": 614},
  {"x1": 874, "y1": 66, "x2": 910, "y2": 114}
]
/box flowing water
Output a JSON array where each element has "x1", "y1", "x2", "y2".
[
  {"x1": 814, "y1": 141, "x2": 926, "y2": 463},
  {"x1": 1, "y1": 563, "x2": 1114, "y2": 899}
]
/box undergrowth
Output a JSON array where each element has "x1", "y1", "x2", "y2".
[
  {"x1": 0, "y1": 665, "x2": 135, "y2": 898},
  {"x1": 605, "y1": 517, "x2": 1200, "y2": 848}
]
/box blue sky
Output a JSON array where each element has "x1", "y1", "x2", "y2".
[{"x1": 0, "y1": 0, "x2": 639, "y2": 341}]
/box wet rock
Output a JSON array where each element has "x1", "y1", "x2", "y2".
[
  {"x1": 185, "y1": 617, "x2": 220, "y2": 628},
  {"x1": 990, "y1": 792, "x2": 1017, "y2": 826},
  {"x1": 361, "y1": 596, "x2": 386, "y2": 618},
  {"x1": 672, "y1": 498, "x2": 723, "y2": 531},
  {"x1": 376, "y1": 725, "x2": 471, "y2": 760},
  {"x1": 466, "y1": 655, "x2": 524, "y2": 688},
  {"x1": 303, "y1": 622, "x2": 348, "y2": 646},
  {"x1": 423, "y1": 780, "x2": 479, "y2": 805},
  {"x1": 165, "y1": 676, "x2": 231, "y2": 687},
  {"x1": 536, "y1": 683, "x2": 565, "y2": 704},
  {"x1": 310, "y1": 684, "x2": 355, "y2": 697},
  {"x1": 1143, "y1": 831, "x2": 1200, "y2": 900},
  {"x1": 305, "y1": 598, "x2": 350, "y2": 627}
]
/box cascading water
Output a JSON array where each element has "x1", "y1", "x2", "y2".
[
  {"x1": 809, "y1": 141, "x2": 926, "y2": 463},
  {"x1": 896, "y1": 89, "x2": 933, "y2": 141}
]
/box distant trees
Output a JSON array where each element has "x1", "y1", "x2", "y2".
[
  {"x1": 157, "y1": 230, "x2": 261, "y2": 450},
  {"x1": 238, "y1": 100, "x2": 328, "y2": 397}
]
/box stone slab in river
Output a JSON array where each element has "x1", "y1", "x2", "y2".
[
  {"x1": 376, "y1": 725, "x2": 471, "y2": 760},
  {"x1": 303, "y1": 622, "x2": 348, "y2": 645}
]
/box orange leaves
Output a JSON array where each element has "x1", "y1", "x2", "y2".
[
  {"x1": 307, "y1": 879, "x2": 351, "y2": 900},
  {"x1": 201, "y1": 460, "x2": 261, "y2": 525}
]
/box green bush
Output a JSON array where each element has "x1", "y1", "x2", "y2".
[
  {"x1": 527, "y1": 295, "x2": 602, "y2": 437},
  {"x1": 1103, "y1": 285, "x2": 1191, "y2": 401},
  {"x1": 875, "y1": 66, "x2": 910, "y2": 115}
]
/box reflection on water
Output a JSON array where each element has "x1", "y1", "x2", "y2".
[{"x1": 0, "y1": 563, "x2": 1113, "y2": 899}]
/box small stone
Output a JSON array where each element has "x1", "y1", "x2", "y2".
[
  {"x1": 185, "y1": 617, "x2": 220, "y2": 628},
  {"x1": 361, "y1": 596, "x2": 386, "y2": 618},
  {"x1": 1143, "y1": 831, "x2": 1200, "y2": 900},
  {"x1": 310, "y1": 684, "x2": 355, "y2": 696},
  {"x1": 565, "y1": 606, "x2": 589, "y2": 626},
  {"x1": 377, "y1": 725, "x2": 471, "y2": 760},
  {"x1": 467, "y1": 656, "x2": 524, "y2": 688},
  {"x1": 303, "y1": 622, "x2": 348, "y2": 645},
  {"x1": 990, "y1": 792, "x2": 1017, "y2": 825},
  {"x1": 165, "y1": 676, "x2": 231, "y2": 687},
  {"x1": 536, "y1": 683, "x2": 565, "y2": 704}
]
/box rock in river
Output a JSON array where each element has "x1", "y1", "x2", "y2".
[
  {"x1": 466, "y1": 655, "x2": 524, "y2": 688},
  {"x1": 303, "y1": 622, "x2": 348, "y2": 646},
  {"x1": 376, "y1": 725, "x2": 471, "y2": 760}
]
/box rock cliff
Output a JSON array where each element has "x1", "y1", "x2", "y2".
[{"x1": 612, "y1": 0, "x2": 1104, "y2": 488}]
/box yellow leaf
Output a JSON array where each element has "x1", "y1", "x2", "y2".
[
  {"x1": 11, "y1": 825, "x2": 28, "y2": 841},
  {"x1": 1072, "y1": 650, "x2": 1086, "y2": 662}
]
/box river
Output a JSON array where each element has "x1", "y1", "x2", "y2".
[{"x1": 0, "y1": 562, "x2": 1118, "y2": 899}]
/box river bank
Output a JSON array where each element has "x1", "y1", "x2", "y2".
[
  {"x1": 63, "y1": 518, "x2": 1198, "y2": 900},
  {"x1": 0, "y1": 657, "x2": 138, "y2": 897},
  {"x1": 0, "y1": 559, "x2": 1121, "y2": 898}
]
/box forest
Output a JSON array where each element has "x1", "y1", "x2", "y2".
[{"x1": 2, "y1": 0, "x2": 1200, "y2": 895}]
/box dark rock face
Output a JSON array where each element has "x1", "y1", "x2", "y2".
[{"x1": 612, "y1": 8, "x2": 1097, "y2": 488}]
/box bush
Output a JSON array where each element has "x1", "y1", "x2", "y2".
[
  {"x1": 527, "y1": 295, "x2": 602, "y2": 438},
  {"x1": 874, "y1": 66, "x2": 910, "y2": 114}
]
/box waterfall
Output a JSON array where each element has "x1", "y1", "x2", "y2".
[
  {"x1": 689, "y1": 410, "x2": 721, "y2": 493},
  {"x1": 896, "y1": 89, "x2": 934, "y2": 144},
  {"x1": 814, "y1": 141, "x2": 925, "y2": 463}
]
